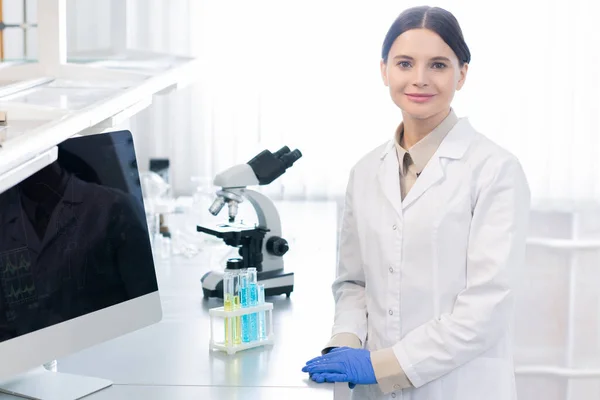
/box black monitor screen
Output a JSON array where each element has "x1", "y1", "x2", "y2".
[{"x1": 0, "y1": 131, "x2": 158, "y2": 343}]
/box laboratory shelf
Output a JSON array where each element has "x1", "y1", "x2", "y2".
[
  {"x1": 0, "y1": 0, "x2": 198, "y2": 196},
  {"x1": 67, "y1": 49, "x2": 194, "y2": 75},
  {"x1": 1, "y1": 81, "x2": 125, "y2": 111},
  {"x1": 515, "y1": 365, "x2": 600, "y2": 379},
  {"x1": 527, "y1": 236, "x2": 600, "y2": 250},
  {"x1": 0, "y1": 77, "x2": 55, "y2": 98},
  {"x1": 0, "y1": 51, "x2": 199, "y2": 189}
]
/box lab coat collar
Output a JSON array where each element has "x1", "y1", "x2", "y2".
[
  {"x1": 4, "y1": 174, "x2": 86, "y2": 254},
  {"x1": 60, "y1": 173, "x2": 87, "y2": 204},
  {"x1": 5, "y1": 173, "x2": 85, "y2": 223},
  {"x1": 378, "y1": 117, "x2": 476, "y2": 215},
  {"x1": 379, "y1": 117, "x2": 473, "y2": 161},
  {"x1": 394, "y1": 109, "x2": 459, "y2": 175}
]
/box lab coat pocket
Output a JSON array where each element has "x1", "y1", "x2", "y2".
[{"x1": 452, "y1": 357, "x2": 513, "y2": 400}]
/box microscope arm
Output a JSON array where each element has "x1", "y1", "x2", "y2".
[
  {"x1": 237, "y1": 188, "x2": 282, "y2": 237},
  {"x1": 213, "y1": 164, "x2": 258, "y2": 188}
]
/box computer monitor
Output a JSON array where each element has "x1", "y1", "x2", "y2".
[{"x1": 0, "y1": 130, "x2": 162, "y2": 400}]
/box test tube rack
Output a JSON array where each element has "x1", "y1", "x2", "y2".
[{"x1": 209, "y1": 302, "x2": 274, "y2": 355}]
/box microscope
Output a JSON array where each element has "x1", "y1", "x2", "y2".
[{"x1": 197, "y1": 146, "x2": 302, "y2": 299}]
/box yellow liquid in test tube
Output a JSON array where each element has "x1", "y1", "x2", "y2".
[
  {"x1": 224, "y1": 293, "x2": 233, "y2": 345},
  {"x1": 223, "y1": 271, "x2": 239, "y2": 346}
]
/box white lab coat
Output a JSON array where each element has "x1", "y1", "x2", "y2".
[{"x1": 331, "y1": 117, "x2": 530, "y2": 400}]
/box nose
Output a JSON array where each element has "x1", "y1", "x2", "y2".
[{"x1": 412, "y1": 66, "x2": 429, "y2": 88}]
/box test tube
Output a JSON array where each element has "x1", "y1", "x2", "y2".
[
  {"x1": 232, "y1": 271, "x2": 242, "y2": 345},
  {"x1": 258, "y1": 284, "x2": 267, "y2": 340},
  {"x1": 239, "y1": 269, "x2": 250, "y2": 343},
  {"x1": 223, "y1": 271, "x2": 235, "y2": 346},
  {"x1": 247, "y1": 268, "x2": 258, "y2": 342}
]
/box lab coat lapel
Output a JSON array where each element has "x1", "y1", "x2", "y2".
[
  {"x1": 40, "y1": 175, "x2": 83, "y2": 251},
  {"x1": 40, "y1": 202, "x2": 76, "y2": 251},
  {"x1": 401, "y1": 155, "x2": 445, "y2": 210},
  {"x1": 377, "y1": 141, "x2": 403, "y2": 219},
  {"x1": 402, "y1": 118, "x2": 477, "y2": 210},
  {"x1": 3, "y1": 190, "x2": 42, "y2": 254}
]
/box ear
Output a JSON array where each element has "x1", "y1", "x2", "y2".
[
  {"x1": 456, "y1": 63, "x2": 468, "y2": 91},
  {"x1": 380, "y1": 59, "x2": 389, "y2": 87}
]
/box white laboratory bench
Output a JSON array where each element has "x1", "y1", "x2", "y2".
[{"x1": 0, "y1": 201, "x2": 341, "y2": 399}]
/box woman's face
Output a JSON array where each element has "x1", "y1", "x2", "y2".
[{"x1": 380, "y1": 28, "x2": 468, "y2": 120}]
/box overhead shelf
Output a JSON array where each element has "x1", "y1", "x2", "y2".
[
  {"x1": 0, "y1": 0, "x2": 199, "y2": 194},
  {"x1": 0, "y1": 49, "x2": 199, "y2": 185}
]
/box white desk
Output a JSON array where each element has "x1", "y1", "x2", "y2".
[{"x1": 2, "y1": 201, "x2": 340, "y2": 399}]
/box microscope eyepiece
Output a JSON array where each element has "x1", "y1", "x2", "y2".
[
  {"x1": 280, "y1": 149, "x2": 302, "y2": 168},
  {"x1": 273, "y1": 146, "x2": 291, "y2": 159},
  {"x1": 247, "y1": 146, "x2": 303, "y2": 185}
]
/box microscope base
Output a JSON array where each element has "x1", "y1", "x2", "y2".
[{"x1": 201, "y1": 270, "x2": 294, "y2": 299}]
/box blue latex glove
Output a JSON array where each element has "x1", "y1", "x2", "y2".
[{"x1": 302, "y1": 347, "x2": 377, "y2": 389}]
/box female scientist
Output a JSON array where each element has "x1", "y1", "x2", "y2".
[{"x1": 302, "y1": 6, "x2": 530, "y2": 400}]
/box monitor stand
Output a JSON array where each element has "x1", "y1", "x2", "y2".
[{"x1": 0, "y1": 366, "x2": 112, "y2": 400}]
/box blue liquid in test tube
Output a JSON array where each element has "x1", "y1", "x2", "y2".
[
  {"x1": 247, "y1": 268, "x2": 258, "y2": 342},
  {"x1": 258, "y1": 283, "x2": 267, "y2": 340},
  {"x1": 239, "y1": 269, "x2": 250, "y2": 343}
]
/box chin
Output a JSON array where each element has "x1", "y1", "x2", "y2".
[
  {"x1": 395, "y1": 95, "x2": 448, "y2": 118},
  {"x1": 399, "y1": 103, "x2": 438, "y2": 120}
]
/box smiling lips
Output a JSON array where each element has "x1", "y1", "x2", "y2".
[{"x1": 405, "y1": 93, "x2": 435, "y2": 103}]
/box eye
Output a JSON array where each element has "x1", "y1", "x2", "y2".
[
  {"x1": 396, "y1": 61, "x2": 411, "y2": 68},
  {"x1": 432, "y1": 62, "x2": 447, "y2": 69}
]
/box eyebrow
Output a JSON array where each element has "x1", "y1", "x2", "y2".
[{"x1": 393, "y1": 55, "x2": 452, "y2": 63}]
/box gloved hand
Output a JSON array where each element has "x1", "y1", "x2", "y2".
[{"x1": 302, "y1": 347, "x2": 377, "y2": 389}]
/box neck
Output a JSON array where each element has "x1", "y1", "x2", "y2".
[{"x1": 401, "y1": 108, "x2": 451, "y2": 149}]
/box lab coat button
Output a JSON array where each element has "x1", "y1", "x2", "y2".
[
  {"x1": 389, "y1": 267, "x2": 393, "y2": 273},
  {"x1": 392, "y1": 224, "x2": 397, "y2": 230},
  {"x1": 389, "y1": 309, "x2": 393, "y2": 315},
  {"x1": 391, "y1": 394, "x2": 396, "y2": 398}
]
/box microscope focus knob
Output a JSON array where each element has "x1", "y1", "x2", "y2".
[{"x1": 266, "y1": 237, "x2": 289, "y2": 256}]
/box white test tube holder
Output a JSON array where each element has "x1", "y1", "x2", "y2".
[{"x1": 209, "y1": 302, "x2": 275, "y2": 355}]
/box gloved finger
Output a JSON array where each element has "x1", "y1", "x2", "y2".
[
  {"x1": 310, "y1": 373, "x2": 349, "y2": 384},
  {"x1": 305, "y1": 356, "x2": 335, "y2": 367},
  {"x1": 348, "y1": 382, "x2": 356, "y2": 389},
  {"x1": 305, "y1": 347, "x2": 350, "y2": 365},
  {"x1": 303, "y1": 358, "x2": 336, "y2": 372},
  {"x1": 318, "y1": 373, "x2": 350, "y2": 383},
  {"x1": 304, "y1": 361, "x2": 346, "y2": 374},
  {"x1": 305, "y1": 355, "x2": 326, "y2": 366}
]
